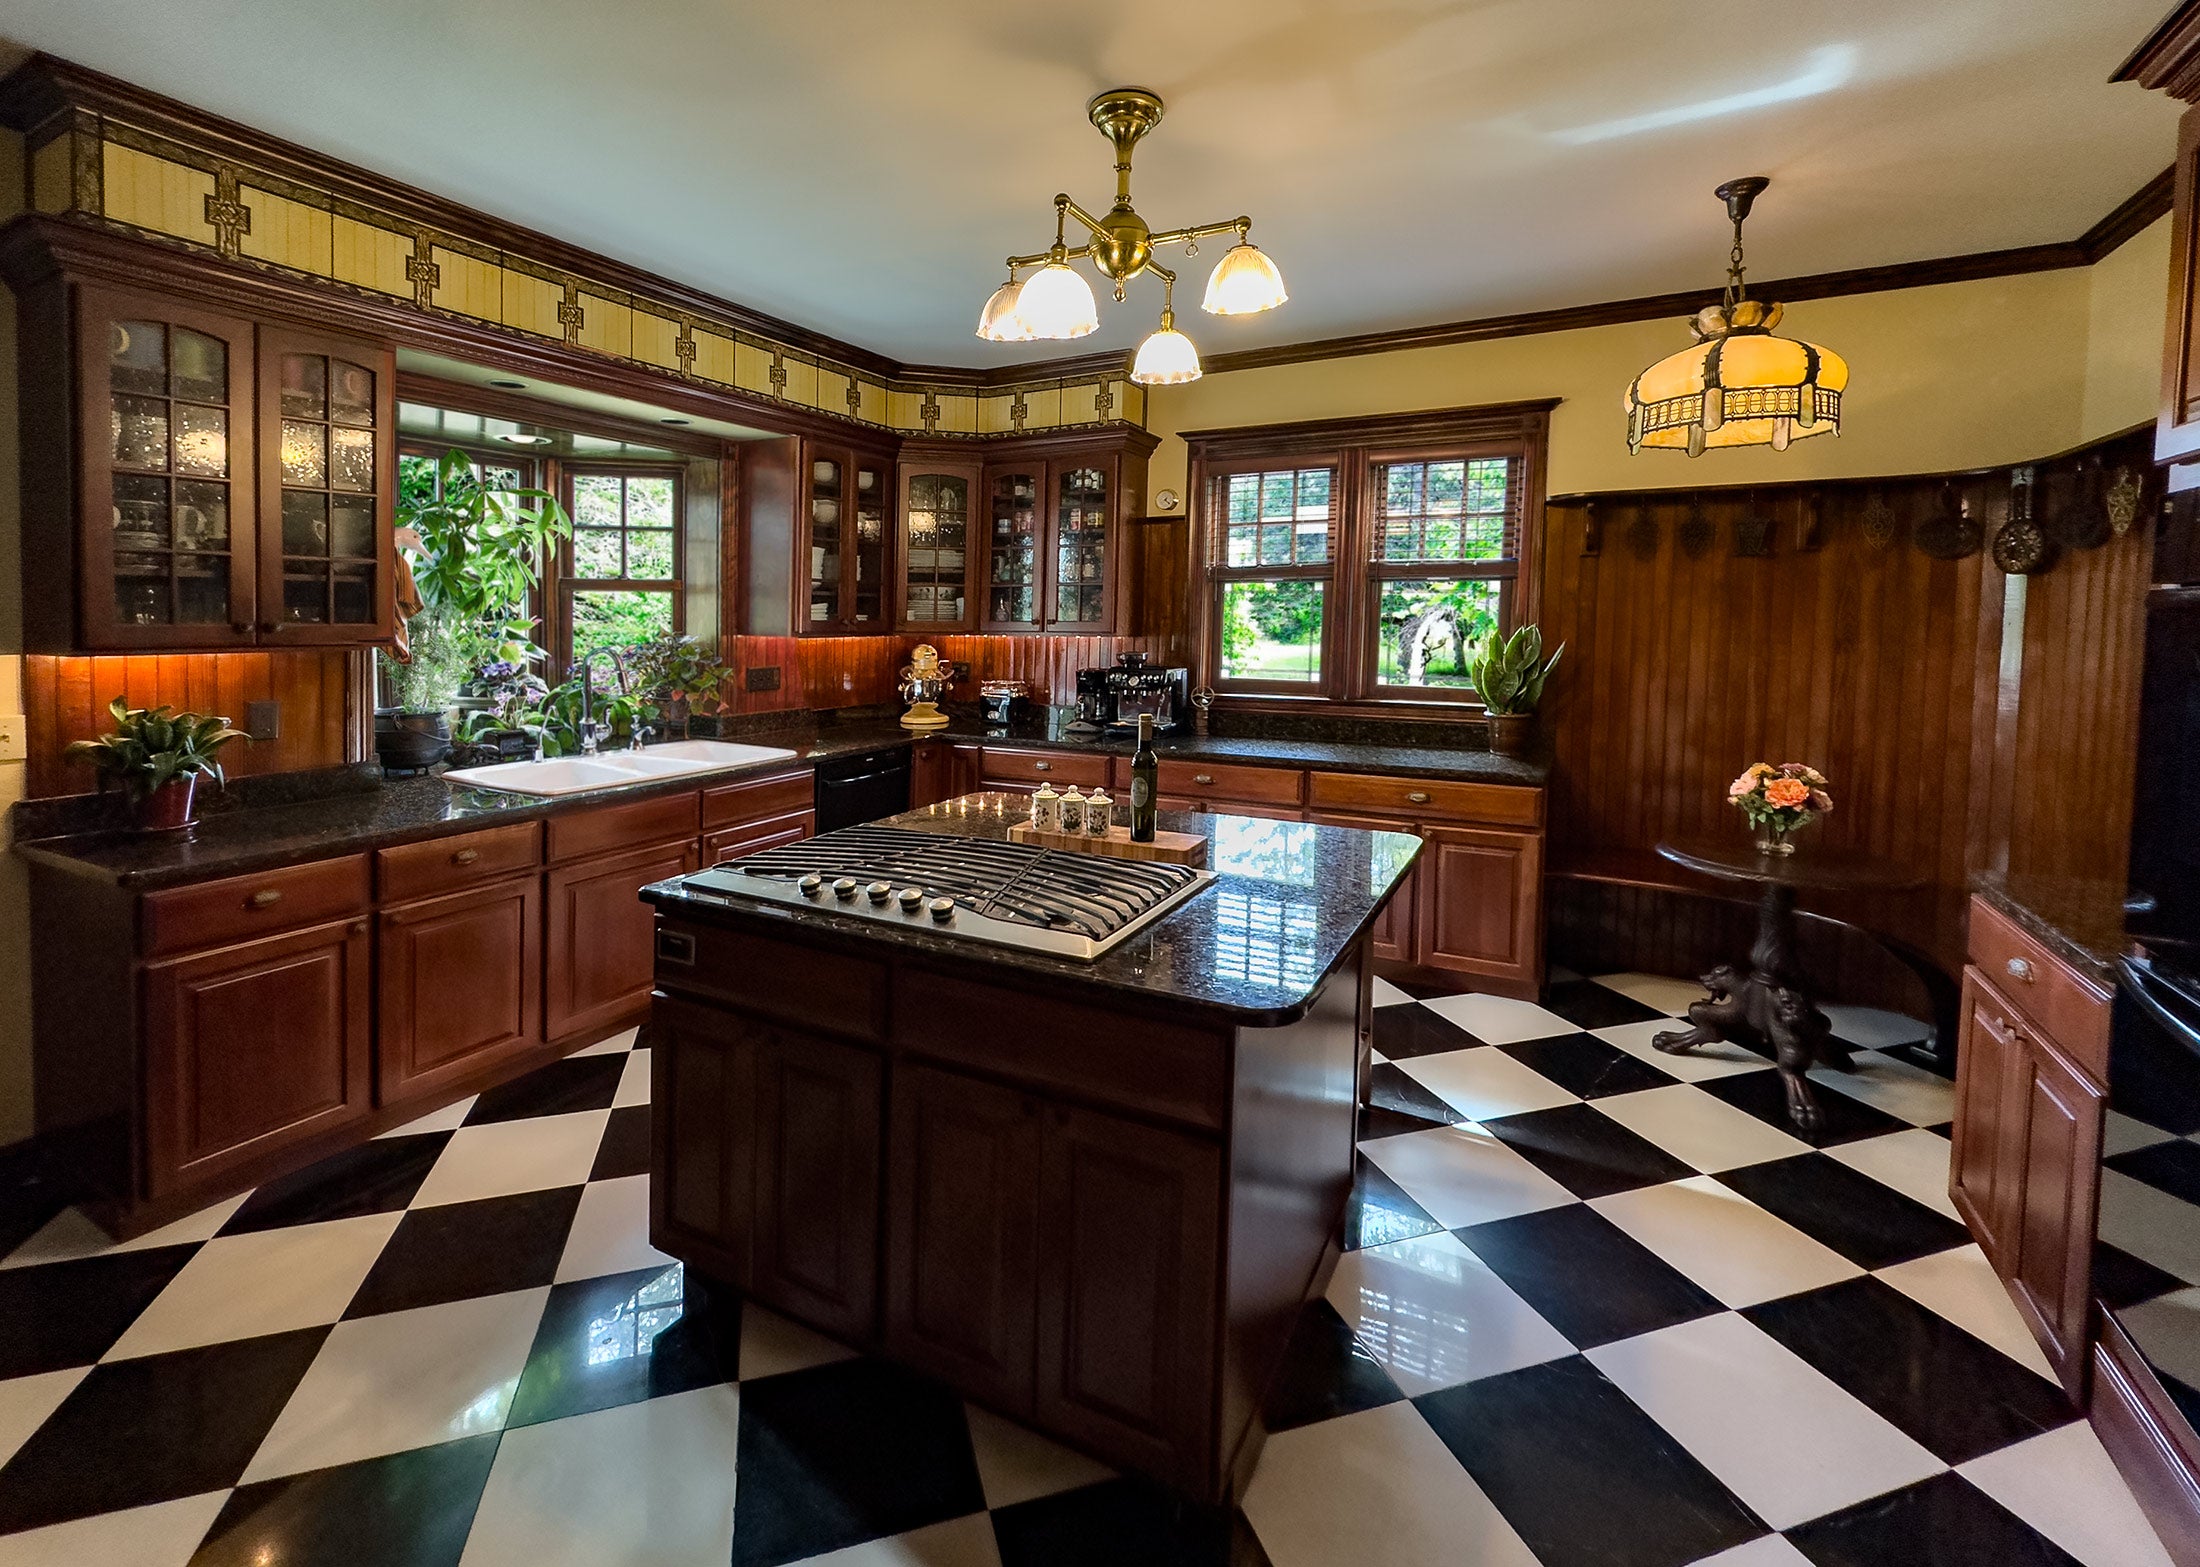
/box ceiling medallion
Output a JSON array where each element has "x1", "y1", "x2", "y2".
[
  {"x1": 976, "y1": 88, "x2": 1288, "y2": 387},
  {"x1": 1625, "y1": 177, "x2": 1849, "y2": 457}
]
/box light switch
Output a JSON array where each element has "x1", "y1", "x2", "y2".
[
  {"x1": 0, "y1": 714, "x2": 23, "y2": 763},
  {"x1": 244, "y1": 700, "x2": 281, "y2": 741}
]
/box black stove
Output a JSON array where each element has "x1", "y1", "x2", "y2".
[{"x1": 681, "y1": 825, "x2": 1214, "y2": 960}]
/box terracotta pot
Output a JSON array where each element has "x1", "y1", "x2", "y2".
[
  {"x1": 136, "y1": 774, "x2": 199, "y2": 833},
  {"x1": 1485, "y1": 711, "x2": 1534, "y2": 757}
]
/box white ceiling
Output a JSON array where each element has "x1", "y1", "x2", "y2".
[{"x1": 0, "y1": 1, "x2": 2181, "y2": 367}]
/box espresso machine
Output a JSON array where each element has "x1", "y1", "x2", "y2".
[
  {"x1": 979, "y1": 680, "x2": 1030, "y2": 730},
  {"x1": 1087, "y1": 653, "x2": 1191, "y2": 735}
]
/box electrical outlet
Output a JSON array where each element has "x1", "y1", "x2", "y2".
[
  {"x1": 244, "y1": 700, "x2": 281, "y2": 741},
  {"x1": 745, "y1": 665, "x2": 782, "y2": 692},
  {"x1": 0, "y1": 714, "x2": 23, "y2": 763}
]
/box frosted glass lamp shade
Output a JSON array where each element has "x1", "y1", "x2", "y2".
[
  {"x1": 1014, "y1": 262, "x2": 1100, "y2": 339},
  {"x1": 1131, "y1": 325, "x2": 1203, "y2": 385},
  {"x1": 1202, "y1": 241, "x2": 1287, "y2": 315},
  {"x1": 976, "y1": 279, "x2": 1034, "y2": 342}
]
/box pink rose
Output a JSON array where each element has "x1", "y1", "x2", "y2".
[{"x1": 1810, "y1": 789, "x2": 1833, "y2": 813}]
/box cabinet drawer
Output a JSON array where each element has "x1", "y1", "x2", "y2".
[
  {"x1": 376, "y1": 821, "x2": 542, "y2": 904},
  {"x1": 1968, "y1": 898, "x2": 2110, "y2": 1083},
  {"x1": 701, "y1": 769, "x2": 814, "y2": 830},
  {"x1": 1155, "y1": 759, "x2": 1302, "y2": 806},
  {"x1": 701, "y1": 811, "x2": 814, "y2": 865},
  {"x1": 141, "y1": 855, "x2": 372, "y2": 958},
  {"x1": 1305, "y1": 771, "x2": 1544, "y2": 828},
  {"x1": 545, "y1": 791, "x2": 701, "y2": 863},
  {"x1": 979, "y1": 748, "x2": 1110, "y2": 789}
]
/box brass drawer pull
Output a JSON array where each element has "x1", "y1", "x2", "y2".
[
  {"x1": 451, "y1": 847, "x2": 480, "y2": 867},
  {"x1": 247, "y1": 889, "x2": 282, "y2": 909},
  {"x1": 2005, "y1": 957, "x2": 2035, "y2": 984},
  {"x1": 1407, "y1": 790, "x2": 1432, "y2": 804},
  {"x1": 1194, "y1": 773, "x2": 1215, "y2": 785},
  {"x1": 1034, "y1": 760, "x2": 1051, "y2": 772}
]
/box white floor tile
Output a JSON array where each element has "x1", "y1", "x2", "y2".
[
  {"x1": 410, "y1": 1112, "x2": 610, "y2": 1209},
  {"x1": 1591, "y1": 1177, "x2": 1862, "y2": 1308},
  {"x1": 105, "y1": 1212, "x2": 402, "y2": 1360},
  {"x1": 1593, "y1": 972, "x2": 1709, "y2": 1016},
  {"x1": 1822, "y1": 1004, "x2": 1932, "y2": 1051},
  {"x1": 243, "y1": 1286, "x2": 549, "y2": 1481},
  {"x1": 612, "y1": 1050, "x2": 651, "y2": 1109},
  {"x1": 1420, "y1": 991, "x2": 1578, "y2": 1045},
  {"x1": 375, "y1": 1095, "x2": 478, "y2": 1139},
  {"x1": 571, "y1": 1027, "x2": 640, "y2": 1058},
  {"x1": 2100, "y1": 1170, "x2": 2200, "y2": 1284},
  {"x1": 0, "y1": 1490, "x2": 228, "y2": 1567},
  {"x1": 1244, "y1": 1401, "x2": 1541, "y2": 1567},
  {"x1": 1395, "y1": 1048, "x2": 1579, "y2": 1123},
  {"x1": 0, "y1": 1366, "x2": 88, "y2": 1469},
  {"x1": 1686, "y1": 1537, "x2": 1816, "y2": 1567},
  {"x1": 1826, "y1": 1129, "x2": 1959, "y2": 1219},
  {"x1": 1587, "y1": 1313, "x2": 1943, "y2": 1530},
  {"x1": 1875, "y1": 1245, "x2": 2057, "y2": 1381},
  {"x1": 1326, "y1": 1231, "x2": 1572, "y2": 1394},
  {"x1": 2, "y1": 1193, "x2": 248, "y2": 1270},
  {"x1": 1593, "y1": 1084, "x2": 1811, "y2": 1173},
  {"x1": 2113, "y1": 1289, "x2": 2200, "y2": 1394},
  {"x1": 459, "y1": 1383, "x2": 740, "y2": 1567},
  {"x1": 1371, "y1": 977, "x2": 1416, "y2": 1009},
  {"x1": 965, "y1": 1403, "x2": 1113, "y2": 1510},
  {"x1": 1811, "y1": 1052, "x2": 1955, "y2": 1127},
  {"x1": 1360, "y1": 1123, "x2": 1577, "y2": 1230},
  {"x1": 2106, "y1": 1111, "x2": 2184, "y2": 1158},
  {"x1": 788, "y1": 1513, "x2": 1004, "y2": 1567},
  {"x1": 1961, "y1": 1420, "x2": 2177, "y2": 1567},
  {"x1": 1595, "y1": 1019, "x2": 1773, "y2": 1082},
  {"x1": 555, "y1": 1175, "x2": 673, "y2": 1285},
  {"x1": 738, "y1": 1302, "x2": 856, "y2": 1381}
]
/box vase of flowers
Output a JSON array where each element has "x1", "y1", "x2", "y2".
[{"x1": 1729, "y1": 762, "x2": 1833, "y2": 854}]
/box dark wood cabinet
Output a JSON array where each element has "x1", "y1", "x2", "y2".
[
  {"x1": 649, "y1": 997, "x2": 757, "y2": 1285},
  {"x1": 2011, "y1": 1033, "x2": 2103, "y2": 1380},
  {"x1": 1307, "y1": 810, "x2": 1419, "y2": 963},
  {"x1": 142, "y1": 916, "x2": 372, "y2": 1196},
  {"x1": 545, "y1": 837, "x2": 699, "y2": 1045},
  {"x1": 376, "y1": 876, "x2": 541, "y2": 1104},
  {"x1": 977, "y1": 430, "x2": 1156, "y2": 634},
  {"x1": 700, "y1": 812, "x2": 812, "y2": 865},
  {"x1": 898, "y1": 454, "x2": 980, "y2": 632},
  {"x1": 885, "y1": 1064, "x2": 1041, "y2": 1411},
  {"x1": 1417, "y1": 824, "x2": 1543, "y2": 987},
  {"x1": 749, "y1": 1021, "x2": 884, "y2": 1340},
  {"x1": 743, "y1": 436, "x2": 893, "y2": 635},
  {"x1": 2160, "y1": 104, "x2": 2200, "y2": 464},
  {"x1": 1952, "y1": 971, "x2": 2026, "y2": 1262}
]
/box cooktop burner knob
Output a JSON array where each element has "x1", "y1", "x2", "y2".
[
  {"x1": 866, "y1": 881, "x2": 893, "y2": 904},
  {"x1": 832, "y1": 878, "x2": 858, "y2": 899},
  {"x1": 896, "y1": 887, "x2": 924, "y2": 911},
  {"x1": 928, "y1": 897, "x2": 956, "y2": 922},
  {"x1": 798, "y1": 873, "x2": 824, "y2": 897}
]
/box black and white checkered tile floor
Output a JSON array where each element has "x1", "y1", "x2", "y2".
[{"x1": 0, "y1": 973, "x2": 2173, "y2": 1567}]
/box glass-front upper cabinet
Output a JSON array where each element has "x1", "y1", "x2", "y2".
[
  {"x1": 850, "y1": 459, "x2": 888, "y2": 626},
  {"x1": 983, "y1": 467, "x2": 1042, "y2": 630},
  {"x1": 806, "y1": 452, "x2": 844, "y2": 627},
  {"x1": 899, "y1": 463, "x2": 976, "y2": 630},
  {"x1": 260, "y1": 326, "x2": 393, "y2": 641},
  {"x1": 1050, "y1": 463, "x2": 1111, "y2": 630}
]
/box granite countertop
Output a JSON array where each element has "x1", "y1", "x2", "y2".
[
  {"x1": 914, "y1": 720, "x2": 1550, "y2": 787},
  {"x1": 643, "y1": 793, "x2": 1422, "y2": 1026},
  {"x1": 1971, "y1": 871, "x2": 2134, "y2": 989}
]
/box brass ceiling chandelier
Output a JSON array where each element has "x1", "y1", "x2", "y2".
[
  {"x1": 977, "y1": 87, "x2": 1288, "y2": 385},
  {"x1": 1625, "y1": 177, "x2": 1848, "y2": 456}
]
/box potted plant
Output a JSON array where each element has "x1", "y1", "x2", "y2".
[
  {"x1": 1469, "y1": 624, "x2": 1563, "y2": 756},
  {"x1": 65, "y1": 698, "x2": 249, "y2": 832},
  {"x1": 622, "y1": 634, "x2": 732, "y2": 737},
  {"x1": 379, "y1": 449, "x2": 569, "y2": 772}
]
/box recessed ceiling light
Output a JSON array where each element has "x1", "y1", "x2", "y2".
[
  {"x1": 659, "y1": 417, "x2": 692, "y2": 425},
  {"x1": 487, "y1": 379, "x2": 527, "y2": 390},
  {"x1": 498, "y1": 432, "x2": 553, "y2": 446}
]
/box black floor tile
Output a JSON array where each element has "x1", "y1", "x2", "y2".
[
  {"x1": 1387, "y1": 976, "x2": 1469, "y2": 1002},
  {"x1": 1697, "y1": 1068, "x2": 1911, "y2": 1148},
  {"x1": 0, "y1": 1242, "x2": 197, "y2": 1377},
  {"x1": 1343, "y1": 1152, "x2": 1446, "y2": 1252},
  {"x1": 1416, "y1": 1356, "x2": 1765, "y2": 1567},
  {"x1": 0, "y1": 1325, "x2": 329, "y2": 1533},
  {"x1": 993, "y1": 1477, "x2": 1238, "y2": 1567},
  {"x1": 1716, "y1": 1154, "x2": 1970, "y2": 1270},
  {"x1": 1371, "y1": 1004, "x2": 1486, "y2": 1060},
  {"x1": 222, "y1": 1133, "x2": 450, "y2": 1235},
  {"x1": 1744, "y1": 1275, "x2": 2076, "y2": 1464},
  {"x1": 732, "y1": 1356, "x2": 985, "y2": 1567},
  {"x1": 1455, "y1": 1204, "x2": 1723, "y2": 1349},
  {"x1": 1543, "y1": 979, "x2": 1671, "y2": 1030},
  {"x1": 1498, "y1": 1033, "x2": 1677, "y2": 1100},
  {"x1": 2107, "y1": 1138, "x2": 2200, "y2": 1206},
  {"x1": 345, "y1": 1185, "x2": 583, "y2": 1319},
  {"x1": 464, "y1": 1053, "x2": 626, "y2": 1126},
  {"x1": 1260, "y1": 1298, "x2": 1406, "y2": 1433},
  {"x1": 508, "y1": 1261, "x2": 738, "y2": 1427},
  {"x1": 2096, "y1": 1241, "x2": 2189, "y2": 1310},
  {"x1": 589, "y1": 1104, "x2": 653, "y2": 1182},
  {"x1": 1786, "y1": 1471, "x2": 2082, "y2": 1567},
  {"x1": 1481, "y1": 1104, "x2": 1699, "y2": 1200},
  {"x1": 188, "y1": 1432, "x2": 502, "y2": 1567},
  {"x1": 1368, "y1": 1062, "x2": 1468, "y2": 1126}
]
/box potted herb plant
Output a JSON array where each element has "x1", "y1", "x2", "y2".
[
  {"x1": 622, "y1": 634, "x2": 732, "y2": 737},
  {"x1": 1469, "y1": 624, "x2": 1563, "y2": 756},
  {"x1": 65, "y1": 698, "x2": 249, "y2": 832}
]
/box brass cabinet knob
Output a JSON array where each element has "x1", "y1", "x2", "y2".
[
  {"x1": 1194, "y1": 773, "x2": 1215, "y2": 785},
  {"x1": 450, "y1": 847, "x2": 480, "y2": 866},
  {"x1": 2005, "y1": 957, "x2": 2035, "y2": 984},
  {"x1": 1034, "y1": 761, "x2": 1051, "y2": 772},
  {"x1": 1407, "y1": 790, "x2": 1432, "y2": 804},
  {"x1": 348, "y1": 920, "x2": 368, "y2": 936},
  {"x1": 247, "y1": 889, "x2": 282, "y2": 908}
]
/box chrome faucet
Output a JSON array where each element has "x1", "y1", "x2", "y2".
[
  {"x1": 629, "y1": 721, "x2": 654, "y2": 753},
  {"x1": 574, "y1": 658, "x2": 601, "y2": 756}
]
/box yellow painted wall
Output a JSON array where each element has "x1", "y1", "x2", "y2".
[
  {"x1": 1146, "y1": 258, "x2": 2153, "y2": 501},
  {"x1": 0, "y1": 127, "x2": 33, "y2": 1147}
]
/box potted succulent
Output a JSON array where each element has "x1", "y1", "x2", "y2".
[
  {"x1": 1469, "y1": 624, "x2": 1564, "y2": 756},
  {"x1": 65, "y1": 698, "x2": 249, "y2": 832}
]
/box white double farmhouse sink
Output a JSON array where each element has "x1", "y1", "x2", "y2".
[{"x1": 443, "y1": 739, "x2": 799, "y2": 797}]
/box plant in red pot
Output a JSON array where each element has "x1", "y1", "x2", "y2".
[
  {"x1": 1469, "y1": 624, "x2": 1563, "y2": 757},
  {"x1": 64, "y1": 698, "x2": 249, "y2": 833}
]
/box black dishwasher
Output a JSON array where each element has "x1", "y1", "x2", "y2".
[{"x1": 813, "y1": 746, "x2": 913, "y2": 831}]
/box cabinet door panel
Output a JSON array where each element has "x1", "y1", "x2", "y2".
[
  {"x1": 1047, "y1": 457, "x2": 1114, "y2": 631},
  {"x1": 885, "y1": 1064, "x2": 1041, "y2": 1412},
  {"x1": 1416, "y1": 824, "x2": 1542, "y2": 987},
  {"x1": 751, "y1": 1025, "x2": 883, "y2": 1340},
  {"x1": 701, "y1": 813, "x2": 813, "y2": 866},
  {"x1": 899, "y1": 463, "x2": 978, "y2": 632},
  {"x1": 648, "y1": 997, "x2": 755, "y2": 1284},
  {"x1": 377, "y1": 877, "x2": 541, "y2": 1104},
  {"x1": 2012, "y1": 1036, "x2": 2104, "y2": 1396},
  {"x1": 2161, "y1": 103, "x2": 2200, "y2": 464},
  {"x1": 1307, "y1": 811, "x2": 1419, "y2": 963},
  {"x1": 545, "y1": 839, "x2": 698, "y2": 1044},
  {"x1": 1951, "y1": 970, "x2": 2022, "y2": 1265},
  {"x1": 982, "y1": 467, "x2": 1043, "y2": 631},
  {"x1": 1035, "y1": 1104, "x2": 1218, "y2": 1483},
  {"x1": 143, "y1": 917, "x2": 371, "y2": 1195}
]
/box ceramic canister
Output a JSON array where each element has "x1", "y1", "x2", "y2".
[
  {"x1": 1084, "y1": 789, "x2": 1112, "y2": 835},
  {"x1": 1057, "y1": 787, "x2": 1086, "y2": 835},
  {"x1": 1031, "y1": 783, "x2": 1060, "y2": 833}
]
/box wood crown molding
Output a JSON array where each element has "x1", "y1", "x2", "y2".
[
  {"x1": 2115, "y1": 0, "x2": 2200, "y2": 102},
  {"x1": 1180, "y1": 400, "x2": 1560, "y2": 463}
]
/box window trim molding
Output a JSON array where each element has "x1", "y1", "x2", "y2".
[
  {"x1": 552, "y1": 460, "x2": 690, "y2": 673},
  {"x1": 1186, "y1": 401, "x2": 1553, "y2": 710}
]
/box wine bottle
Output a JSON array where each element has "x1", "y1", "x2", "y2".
[{"x1": 1130, "y1": 714, "x2": 1158, "y2": 843}]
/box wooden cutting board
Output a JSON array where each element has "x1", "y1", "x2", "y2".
[{"x1": 1007, "y1": 820, "x2": 1208, "y2": 867}]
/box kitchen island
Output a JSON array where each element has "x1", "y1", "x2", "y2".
[{"x1": 640, "y1": 794, "x2": 1419, "y2": 1503}]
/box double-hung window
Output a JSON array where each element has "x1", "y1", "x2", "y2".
[
  {"x1": 1209, "y1": 462, "x2": 1337, "y2": 688},
  {"x1": 561, "y1": 466, "x2": 683, "y2": 666},
  {"x1": 1368, "y1": 450, "x2": 1524, "y2": 695}
]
